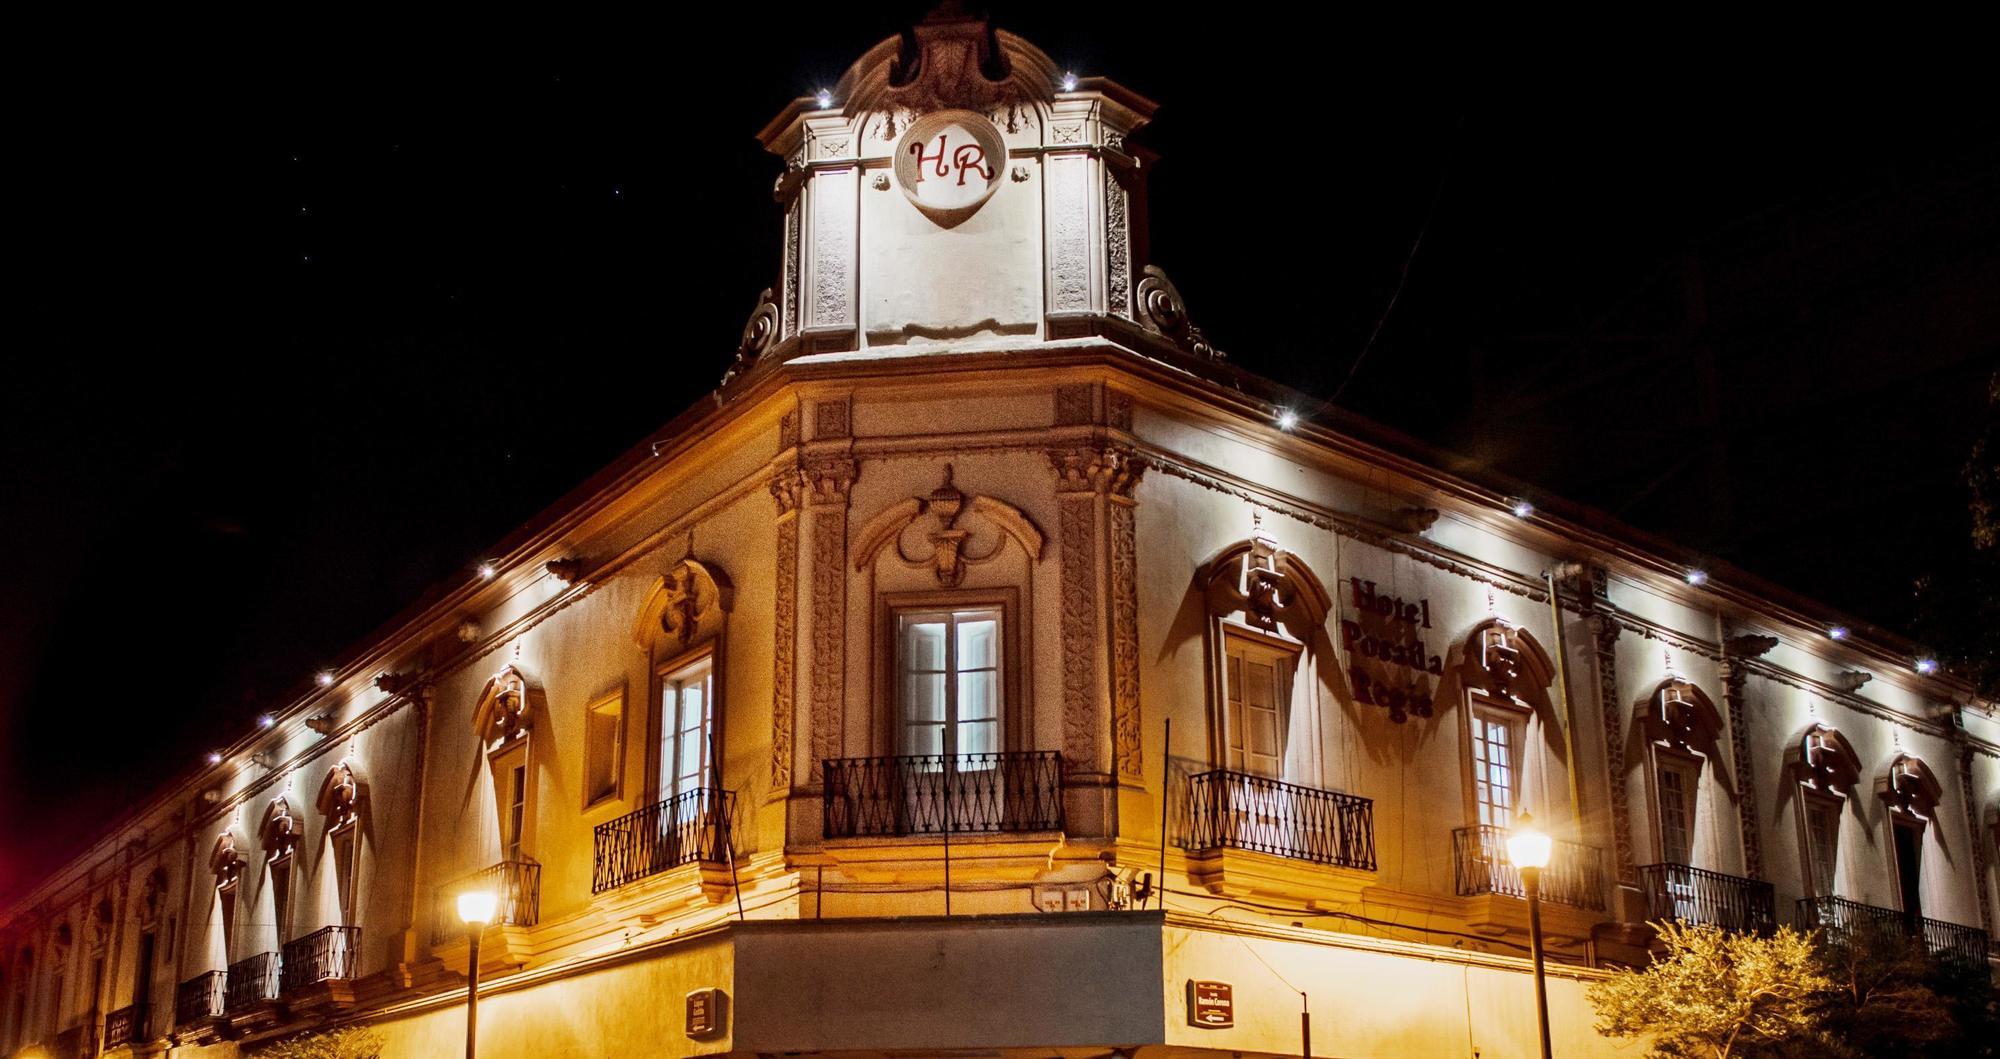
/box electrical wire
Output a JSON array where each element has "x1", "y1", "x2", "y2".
[{"x1": 1160, "y1": 885, "x2": 1590, "y2": 967}]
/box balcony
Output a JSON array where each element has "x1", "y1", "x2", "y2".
[
  {"x1": 1179, "y1": 769, "x2": 1376, "y2": 870},
  {"x1": 222, "y1": 951, "x2": 280, "y2": 1015},
  {"x1": 174, "y1": 970, "x2": 225, "y2": 1025},
  {"x1": 1453, "y1": 824, "x2": 1607, "y2": 911},
  {"x1": 1796, "y1": 895, "x2": 1991, "y2": 966},
  {"x1": 592, "y1": 788, "x2": 734, "y2": 893},
  {"x1": 280, "y1": 925, "x2": 360, "y2": 994},
  {"x1": 102, "y1": 1003, "x2": 146, "y2": 1048},
  {"x1": 824, "y1": 751, "x2": 1064, "y2": 838},
  {"x1": 435, "y1": 859, "x2": 542, "y2": 941},
  {"x1": 1638, "y1": 862, "x2": 1776, "y2": 934}
]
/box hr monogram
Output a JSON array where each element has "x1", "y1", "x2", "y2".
[{"x1": 907, "y1": 133, "x2": 995, "y2": 187}]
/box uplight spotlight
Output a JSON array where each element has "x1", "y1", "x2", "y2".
[
  {"x1": 1684, "y1": 569, "x2": 1709, "y2": 587},
  {"x1": 1276, "y1": 409, "x2": 1300, "y2": 431},
  {"x1": 1914, "y1": 657, "x2": 1940, "y2": 676},
  {"x1": 477, "y1": 562, "x2": 497, "y2": 580},
  {"x1": 1061, "y1": 71, "x2": 1079, "y2": 91},
  {"x1": 1828, "y1": 625, "x2": 1850, "y2": 641},
  {"x1": 315, "y1": 670, "x2": 336, "y2": 688},
  {"x1": 815, "y1": 89, "x2": 833, "y2": 109},
  {"x1": 1510, "y1": 499, "x2": 1535, "y2": 519}
]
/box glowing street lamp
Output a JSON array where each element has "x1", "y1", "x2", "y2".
[
  {"x1": 1506, "y1": 813, "x2": 1555, "y2": 1059},
  {"x1": 458, "y1": 891, "x2": 498, "y2": 1059}
]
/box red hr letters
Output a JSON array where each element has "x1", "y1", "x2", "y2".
[{"x1": 908, "y1": 134, "x2": 994, "y2": 187}]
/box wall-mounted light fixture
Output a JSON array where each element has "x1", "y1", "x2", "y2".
[
  {"x1": 1828, "y1": 625, "x2": 1850, "y2": 641},
  {"x1": 1684, "y1": 569, "x2": 1709, "y2": 587},
  {"x1": 1275, "y1": 409, "x2": 1299, "y2": 431},
  {"x1": 315, "y1": 670, "x2": 336, "y2": 688},
  {"x1": 1510, "y1": 498, "x2": 1535, "y2": 519}
]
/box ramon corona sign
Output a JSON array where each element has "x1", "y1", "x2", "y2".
[
  {"x1": 1341, "y1": 578, "x2": 1443, "y2": 723},
  {"x1": 894, "y1": 109, "x2": 1006, "y2": 228},
  {"x1": 1187, "y1": 980, "x2": 1234, "y2": 1028}
]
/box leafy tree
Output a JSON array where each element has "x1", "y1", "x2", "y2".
[
  {"x1": 1808, "y1": 918, "x2": 1998, "y2": 1059},
  {"x1": 1589, "y1": 921, "x2": 1829, "y2": 1059},
  {"x1": 248, "y1": 1026, "x2": 385, "y2": 1059}
]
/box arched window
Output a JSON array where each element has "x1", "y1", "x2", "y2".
[
  {"x1": 316, "y1": 761, "x2": 365, "y2": 927},
  {"x1": 1196, "y1": 526, "x2": 1333, "y2": 785},
  {"x1": 210, "y1": 833, "x2": 245, "y2": 965},
  {"x1": 473, "y1": 667, "x2": 544, "y2": 864},
  {"x1": 260, "y1": 799, "x2": 301, "y2": 945},
  {"x1": 1783, "y1": 723, "x2": 1861, "y2": 898},
  {"x1": 1456, "y1": 619, "x2": 1565, "y2": 831},
  {"x1": 1875, "y1": 754, "x2": 1942, "y2": 921},
  {"x1": 1640, "y1": 677, "x2": 1726, "y2": 869},
  {"x1": 633, "y1": 558, "x2": 737, "y2": 806}
]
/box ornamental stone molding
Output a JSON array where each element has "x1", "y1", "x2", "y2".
[
  {"x1": 1133, "y1": 266, "x2": 1220, "y2": 360},
  {"x1": 317, "y1": 760, "x2": 364, "y2": 831},
  {"x1": 472, "y1": 665, "x2": 542, "y2": 749},
  {"x1": 850, "y1": 465, "x2": 1044, "y2": 588},
  {"x1": 634, "y1": 558, "x2": 735, "y2": 653},
  {"x1": 836, "y1": 5, "x2": 1059, "y2": 126}
]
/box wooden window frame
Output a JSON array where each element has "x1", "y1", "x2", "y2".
[
  {"x1": 1216, "y1": 620, "x2": 1302, "y2": 778},
  {"x1": 1795, "y1": 787, "x2": 1844, "y2": 899},
  {"x1": 487, "y1": 737, "x2": 534, "y2": 863},
  {"x1": 1648, "y1": 745, "x2": 1704, "y2": 867},
  {"x1": 873, "y1": 588, "x2": 1023, "y2": 758},
  {"x1": 1462, "y1": 692, "x2": 1533, "y2": 829},
  {"x1": 651, "y1": 642, "x2": 722, "y2": 804}
]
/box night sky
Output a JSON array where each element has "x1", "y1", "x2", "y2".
[{"x1": 5, "y1": 8, "x2": 1995, "y2": 899}]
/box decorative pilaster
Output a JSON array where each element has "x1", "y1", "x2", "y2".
[
  {"x1": 1955, "y1": 744, "x2": 1995, "y2": 934},
  {"x1": 802, "y1": 400, "x2": 857, "y2": 783},
  {"x1": 1579, "y1": 566, "x2": 1638, "y2": 886},
  {"x1": 1721, "y1": 633, "x2": 1778, "y2": 880},
  {"x1": 769, "y1": 450, "x2": 803, "y2": 792},
  {"x1": 1048, "y1": 444, "x2": 1146, "y2": 781}
]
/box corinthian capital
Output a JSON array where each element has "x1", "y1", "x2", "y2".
[
  {"x1": 801, "y1": 455, "x2": 859, "y2": 505},
  {"x1": 1048, "y1": 444, "x2": 1147, "y2": 498}
]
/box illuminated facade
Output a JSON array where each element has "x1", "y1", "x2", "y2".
[{"x1": 5, "y1": 11, "x2": 1997, "y2": 1059}]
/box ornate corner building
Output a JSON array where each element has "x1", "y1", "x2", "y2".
[{"x1": 5, "y1": 10, "x2": 1997, "y2": 1059}]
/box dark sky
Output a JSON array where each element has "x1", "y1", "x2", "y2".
[{"x1": 5, "y1": 8, "x2": 1995, "y2": 899}]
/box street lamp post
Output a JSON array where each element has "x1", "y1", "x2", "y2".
[
  {"x1": 1506, "y1": 813, "x2": 1555, "y2": 1059},
  {"x1": 457, "y1": 890, "x2": 498, "y2": 1059}
]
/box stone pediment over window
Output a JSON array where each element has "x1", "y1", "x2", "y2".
[
  {"x1": 1198, "y1": 528, "x2": 1331, "y2": 643},
  {"x1": 1875, "y1": 754, "x2": 1943, "y2": 820},
  {"x1": 139, "y1": 868, "x2": 168, "y2": 928},
  {"x1": 851, "y1": 465, "x2": 1044, "y2": 587},
  {"x1": 317, "y1": 760, "x2": 364, "y2": 831},
  {"x1": 1459, "y1": 618, "x2": 1556, "y2": 708},
  {"x1": 210, "y1": 832, "x2": 245, "y2": 887},
  {"x1": 260, "y1": 798, "x2": 301, "y2": 860},
  {"x1": 1639, "y1": 676, "x2": 1735, "y2": 793},
  {"x1": 472, "y1": 666, "x2": 544, "y2": 748},
  {"x1": 633, "y1": 558, "x2": 734, "y2": 652},
  {"x1": 1783, "y1": 723, "x2": 1862, "y2": 793}
]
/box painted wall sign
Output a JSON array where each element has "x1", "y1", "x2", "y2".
[
  {"x1": 1187, "y1": 979, "x2": 1234, "y2": 1028},
  {"x1": 893, "y1": 109, "x2": 1007, "y2": 228},
  {"x1": 1340, "y1": 578, "x2": 1443, "y2": 723},
  {"x1": 685, "y1": 987, "x2": 728, "y2": 1039}
]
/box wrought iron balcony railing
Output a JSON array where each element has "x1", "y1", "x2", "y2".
[
  {"x1": 1796, "y1": 895, "x2": 1991, "y2": 966},
  {"x1": 434, "y1": 859, "x2": 543, "y2": 943},
  {"x1": 1638, "y1": 862, "x2": 1776, "y2": 934},
  {"x1": 280, "y1": 925, "x2": 359, "y2": 993},
  {"x1": 1453, "y1": 824, "x2": 1607, "y2": 911},
  {"x1": 592, "y1": 788, "x2": 734, "y2": 893},
  {"x1": 823, "y1": 751, "x2": 1064, "y2": 838},
  {"x1": 102, "y1": 1002, "x2": 146, "y2": 1048},
  {"x1": 1179, "y1": 769, "x2": 1376, "y2": 870},
  {"x1": 222, "y1": 952, "x2": 280, "y2": 1014},
  {"x1": 174, "y1": 970, "x2": 226, "y2": 1025}
]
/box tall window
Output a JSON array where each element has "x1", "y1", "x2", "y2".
[
  {"x1": 1892, "y1": 817, "x2": 1925, "y2": 920},
  {"x1": 660, "y1": 659, "x2": 714, "y2": 798},
  {"x1": 268, "y1": 855, "x2": 293, "y2": 944},
  {"x1": 329, "y1": 826, "x2": 358, "y2": 926},
  {"x1": 1222, "y1": 630, "x2": 1294, "y2": 778},
  {"x1": 503, "y1": 758, "x2": 528, "y2": 861},
  {"x1": 1470, "y1": 699, "x2": 1529, "y2": 828},
  {"x1": 217, "y1": 880, "x2": 238, "y2": 964},
  {"x1": 1656, "y1": 756, "x2": 1700, "y2": 864},
  {"x1": 1803, "y1": 798, "x2": 1840, "y2": 897},
  {"x1": 897, "y1": 608, "x2": 1001, "y2": 761}
]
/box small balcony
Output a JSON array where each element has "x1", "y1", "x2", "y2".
[
  {"x1": 1796, "y1": 895, "x2": 1991, "y2": 966},
  {"x1": 222, "y1": 951, "x2": 280, "y2": 1015},
  {"x1": 1180, "y1": 769, "x2": 1376, "y2": 871},
  {"x1": 174, "y1": 970, "x2": 226, "y2": 1025},
  {"x1": 1453, "y1": 824, "x2": 1607, "y2": 911},
  {"x1": 1638, "y1": 862, "x2": 1776, "y2": 934},
  {"x1": 280, "y1": 925, "x2": 360, "y2": 994},
  {"x1": 592, "y1": 788, "x2": 734, "y2": 893},
  {"x1": 823, "y1": 751, "x2": 1063, "y2": 838},
  {"x1": 434, "y1": 859, "x2": 542, "y2": 944},
  {"x1": 102, "y1": 1003, "x2": 147, "y2": 1049}
]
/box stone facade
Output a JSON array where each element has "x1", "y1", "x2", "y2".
[{"x1": 4, "y1": 10, "x2": 1996, "y2": 1059}]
